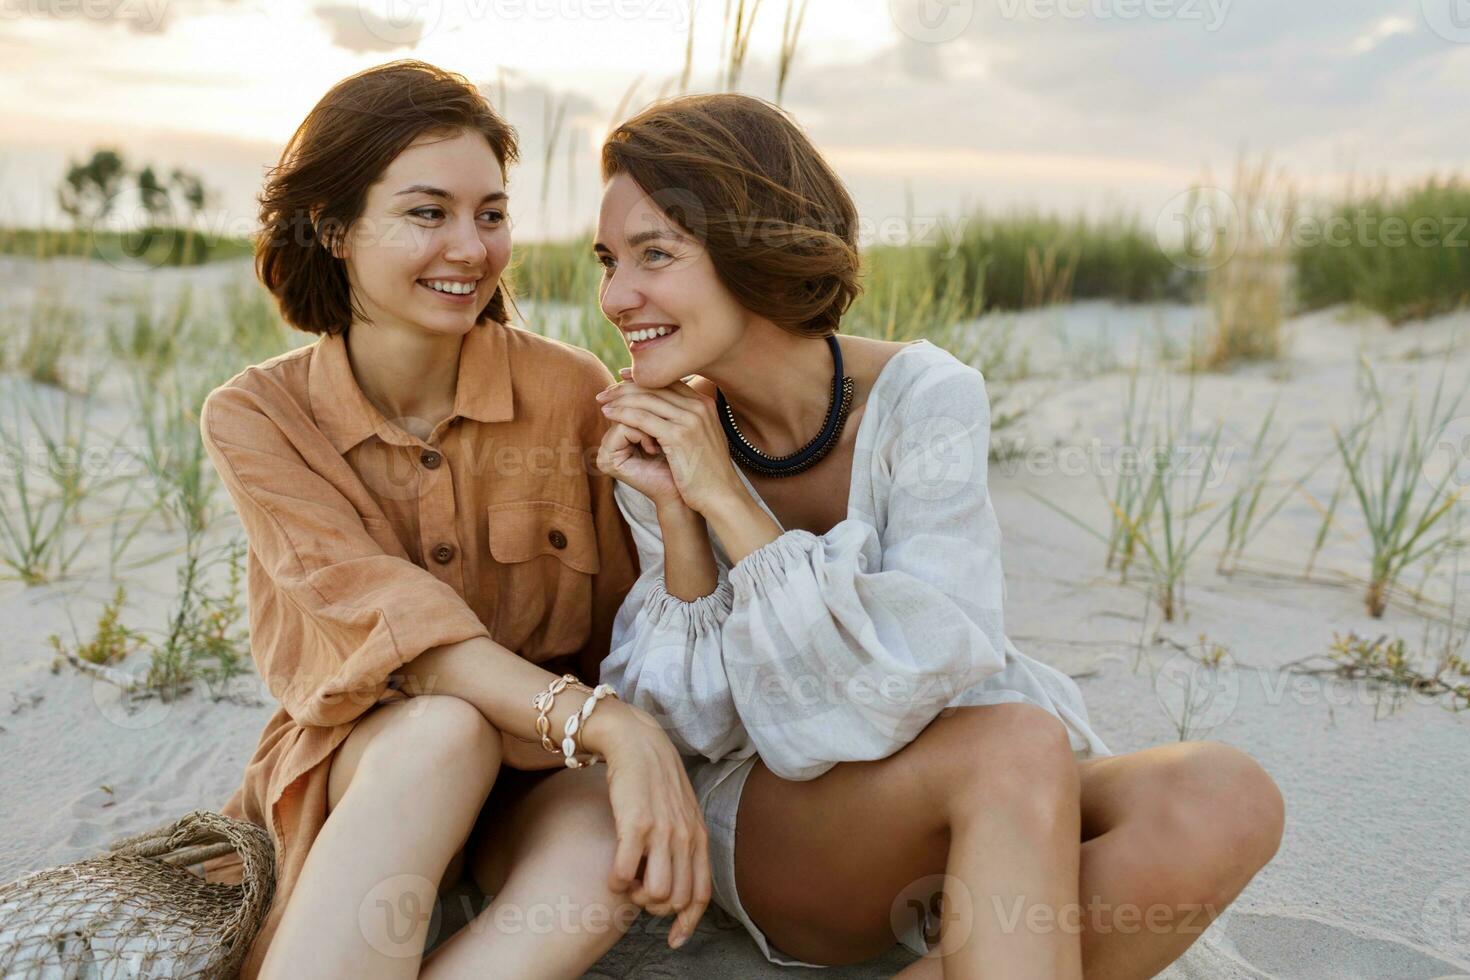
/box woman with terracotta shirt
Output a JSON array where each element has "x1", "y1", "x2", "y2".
[{"x1": 199, "y1": 61, "x2": 711, "y2": 979}]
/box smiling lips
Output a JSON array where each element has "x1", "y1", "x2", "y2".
[
  {"x1": 419, "y1": 277, "x2": 481, "y2": 302},
  {"x1": 625, "y1": 324, "x2": 679, "y2": 351}
]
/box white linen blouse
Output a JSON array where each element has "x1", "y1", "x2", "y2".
[{"x1": 599, "y1": 339, "x2": 1111, "y2": 787}]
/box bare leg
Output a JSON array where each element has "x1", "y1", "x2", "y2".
[
  {"x1": 417, "y1": 764, "x2": 643, "y2": 979},
  {"x1": 257, "y1": 696, "x2": 500, "y2": 980},
  {"x1": 734, "y1": 704, "x2": 1284, "y2": 980}
]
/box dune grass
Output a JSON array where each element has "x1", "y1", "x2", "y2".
[
  {"x1": 1331, "y1": 358, "x2": 1467, "y2": 618},
  {"x1": 1294, "y1": 175, "x2": 1470, "y2": 324},
  {"x1": 1026, "y1": 361, "x2": 1234, "y2": 622}
]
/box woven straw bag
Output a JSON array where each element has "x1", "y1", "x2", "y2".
[{"x1": 0, "y1": 809, "x2": 273, "y2": 979}]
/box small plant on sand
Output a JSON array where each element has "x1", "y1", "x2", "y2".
[
  {"x1": 1331, "y1": 358, "x2": 1466, "y2": 617},
  {"x1": 1029, "y1": 364, "x2": 1232, "y2": 621},
  {"x1": 53, "y1": 539, "x2": 251, "y2": 701},
  {"x1": 130, "y1": 368, "x2": 217, "y2": 535},
  {"x1": 47, "y1": 586, "x2": 144, "y2": 666},
  {"x1": 0, "y1": 386, "x2": 110, "y2": 584},
  {"x1": 1283, "y1": 629, "x2": 1470, "y2": 717},
  {"x1": 1216, "y1": 397, "x2": 1336, "y2": 575},
  {"x1": 146, "y1": 537, "x2": 250, "y2": 699}
]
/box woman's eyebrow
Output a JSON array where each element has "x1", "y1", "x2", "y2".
[
  {"x1": 592, "y1": 227, "x2": 687, "y2": 254},
  {"x1": 394, "y1": 185, "x2": 509, "y2": 203}
]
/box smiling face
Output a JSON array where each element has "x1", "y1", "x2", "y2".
[
  {"x1": 334, "y1": 127, "x2": 511, "y2": 341},
  {"x1": 594, "y1": 172, "x2": 751, "y2": 387}
]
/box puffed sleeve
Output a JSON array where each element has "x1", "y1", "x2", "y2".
[
  {"x1": 719, "y1": 359, "x2": 1009, "y2": 780},
  {"x1": 598, "y1": 480, "x2": 749, "y2": 763},
  {"x1": 200, "y1": 384, "x2": 492, "y2": 729}
]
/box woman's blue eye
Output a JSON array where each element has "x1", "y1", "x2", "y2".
[
  {"x1": 643, "y1": 248, "x2": 671, "y2": 263},
  {"x1": 408, "y1": 207, "x2": 505, "y2": 222}
]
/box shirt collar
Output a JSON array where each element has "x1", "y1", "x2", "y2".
[{"x1": 309, "y1": 321, "x2": 515, "y2": 454}]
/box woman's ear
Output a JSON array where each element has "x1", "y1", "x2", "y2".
[{"x1": 310, "y1": 206, "x2": 348, "y2": 259}]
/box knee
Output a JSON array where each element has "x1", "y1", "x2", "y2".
[
  {"x1": 371, "y1": 695, "x2": 502, "y2": 788},
  {"x1": 917, "y1": 702, "x2": 1080, "y2": 825},
  {"x1": 1140, "y1": 742, "x2": 1285, "y2": 904}
]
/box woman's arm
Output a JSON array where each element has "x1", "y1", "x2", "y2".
[{"x1": 655, "y1": 500, "x2": 723, "y2": 601}]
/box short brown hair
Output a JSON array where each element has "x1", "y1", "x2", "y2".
[
  {"x1": 602, "y1": 93, "x2": 860, "y2": 338},
  {"x1": 256, "y1": 60, "x2": 520, "y2": 336}
]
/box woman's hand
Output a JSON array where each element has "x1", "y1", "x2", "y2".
[
  {"x1": 580, "y1": 701, "x2": 712, "y2": 950},
  {"x1": 595, "y1": 414, "x2": 685, "y2": 511},
  {"x1": 594, "y1": 371, "x2": 744, "y2": 516}
]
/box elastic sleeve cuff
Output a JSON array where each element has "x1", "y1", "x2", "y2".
[
  {"x1": 728, "y1": 529, "x2": 822, "y2": 601},
  {"x1": 643, "y1": 577, "x2": 735, "y2": 634}
]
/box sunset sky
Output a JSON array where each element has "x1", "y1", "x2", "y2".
[{"x1": 3, "y1": 0, "x2": 1468, "y2": 240}]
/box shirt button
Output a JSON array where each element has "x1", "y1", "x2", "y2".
[
  {"x1": 431, "y1": 543, "x2": 456, "y2": 564},
  {"x1": 548, "y1": 529, "x2": 567, "y2": 550},
  {"x1": 420, "y1": 450, "x2": 442, "y2": 469}
]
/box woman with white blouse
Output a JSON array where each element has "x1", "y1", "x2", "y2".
[{"x1": 591, "y1": 93, "x2": 1286, "y2": 978}]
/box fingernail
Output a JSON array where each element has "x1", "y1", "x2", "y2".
[
  {"x1": 671, "y1": 932, "x2": 687, "y2": 949},
  {"x1": 601, "y1": 405, "x2": 612, "y2": 413}
]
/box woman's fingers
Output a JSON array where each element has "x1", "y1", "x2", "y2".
[{"x1": 609, "y1": 810, "x2": 651, "y2": 896}]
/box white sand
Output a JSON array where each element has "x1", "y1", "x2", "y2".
[{"x1": 2, "y1": 256, "x2": 1468, "y2": 978}]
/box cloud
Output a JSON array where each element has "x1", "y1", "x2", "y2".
[{"x1": 314, "y1": 3, "x2": 429, "y2": 53}]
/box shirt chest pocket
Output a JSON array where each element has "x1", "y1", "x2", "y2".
[{"x1": 487, "y1": 500, "x2": 600, "y2": 657}]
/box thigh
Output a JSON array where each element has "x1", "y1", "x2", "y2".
[
  {"x1": 733, "y1": 702, "x2": 1084, "y2": 965},
  {"x1": 462, "y1": 764, "x2": 615, "y2": 899},
  {"x1": 734, "y1": 747, "x2": 952, "y2": 965}
]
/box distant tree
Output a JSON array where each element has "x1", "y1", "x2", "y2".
[
  {"x1": 136, "y1": 165, "x2": 171, "y2": 225},
  {"x1": 57, "y1": 149, "x2": 127, "y2": 228}
]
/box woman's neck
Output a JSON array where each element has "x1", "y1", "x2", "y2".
[
  {"x1": 703, "y1": 331, "x2": 843, "y2": 456},
  {"x1": 345, "y1": 324, "x2": 463, "y2": 434}
]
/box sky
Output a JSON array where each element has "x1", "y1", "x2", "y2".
[{"x1": 2, "y1": 0, "x2": 1468, "y2": 241}]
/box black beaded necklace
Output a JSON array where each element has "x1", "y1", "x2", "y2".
[{"x1": 715, "y1": 334, "x2": 855, "y2": 478}]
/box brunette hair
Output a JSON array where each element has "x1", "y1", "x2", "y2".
[
  {"x1": 602, "y1": 93, "x2": 860, "y2": 338},
  {"x1": 256, "y1": 60, "x2": 520, "y2": 336}
]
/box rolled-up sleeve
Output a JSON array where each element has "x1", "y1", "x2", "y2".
[{"x1": 200, "y1": 385, "x2": 490, "y2": 729}]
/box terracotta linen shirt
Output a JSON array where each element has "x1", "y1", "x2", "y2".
[{"x1": 196, "y1": 321, "x2": 638, "y2": 979}]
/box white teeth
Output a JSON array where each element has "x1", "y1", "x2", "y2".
[
  {"x1": 423, "y1": 279, "x2": 476, "y2": 295},
  {"x1": 630, "y1": 326, "x2": 674, "y2": 343}
]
